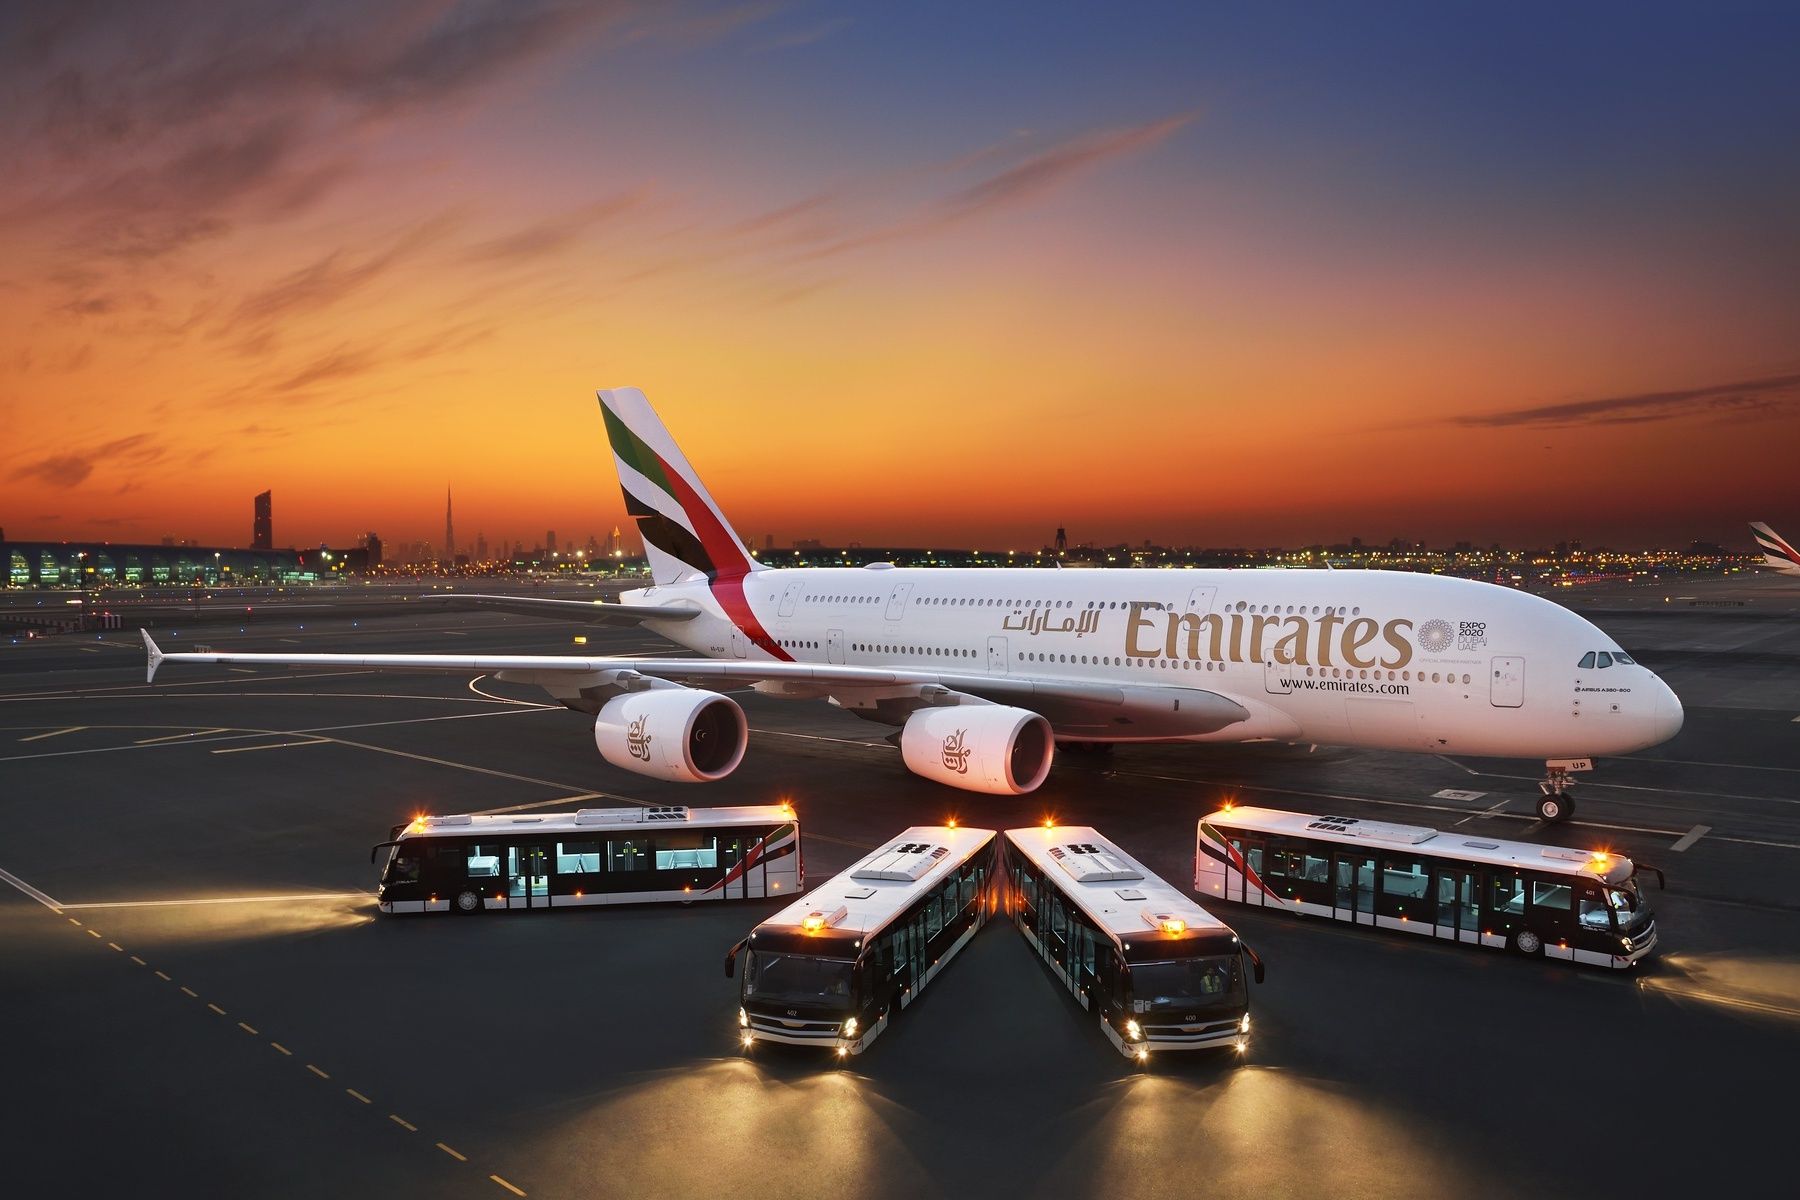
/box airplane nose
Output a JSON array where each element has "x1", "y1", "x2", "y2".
[{"x1": 1651, "y1": 676, "x2": 1684, "y2": 745}]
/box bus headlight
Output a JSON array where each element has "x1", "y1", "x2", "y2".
[
  {"x1": 841, "y1": 1016, "x2": 858, "y2": 1038},
  {"x1": 1239, "y1": 1013, "x2": 1251, "y2": 1035},
  {"x1": 737, "y1": 1007, "x2": 749, "y2": 1028},
  {"x1": 1125, "y1": 1019, "x2": 1142, "y2": 1041}
]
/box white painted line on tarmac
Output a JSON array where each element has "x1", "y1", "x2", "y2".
[
  {"x1": 1670, "y1": 825, "x2": 1711, "y2": 852},
  {"x1": 59, "y1": 892, "x2": 370, "y2": 910},
  {"x1": 209, "y1": 739, "x2": 331, "y2": 754},
  {"x1": 0, "y1": 865, "x2": 64, "y2": 910},
  {"x1": 135, "y1": 727, "x2": 228, "y2": 744},
  {"x1": 750, "y1": 727, "x2": 892, "y2": 748},
  {"x1": 470, "y1": 793, "x2": 609, "y2": 816},
  {"x1": 17, "y1": 726, "x2": 86, "y2": 742},
  {"x1": 1433, "y1": 789, "x2": 1486, "y2": 802}
]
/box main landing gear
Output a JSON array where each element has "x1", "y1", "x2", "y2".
[{"x1": 1537, "y1": 762, "x2": 1578, "y2": 824}]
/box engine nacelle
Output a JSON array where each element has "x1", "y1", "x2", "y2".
[
  {"x1": 899, "y1": 704, "x2": 1054, "y2": 795},
  {"x1": 594, "y1": 688, "x2": 747, "y2": 783}
]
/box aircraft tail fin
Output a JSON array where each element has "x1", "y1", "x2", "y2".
[
  {"x1": 1751, "y1": 521, "x2": 1800, "y2": 576},
  {"x1": 598, "y1": 388, "x2": 762, "y2": 586}
]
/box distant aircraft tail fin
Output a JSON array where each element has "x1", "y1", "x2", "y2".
[
  {"x1": 598, "y1": 388, "x2": 762, "y2": 586},
  {"x1": 1751, "y1": 521, "x2": 1800, "y2": 576}
]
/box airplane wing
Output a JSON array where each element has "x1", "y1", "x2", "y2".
[
  {"x1": 140, "y1": 630, "x2": 1249, "y2": 738},
  {"x1": 413, "y1": 593, "x2": 700, "y2": 623}
]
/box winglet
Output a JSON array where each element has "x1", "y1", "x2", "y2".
[{"x1": 142, "y1": 628, "x2": 164, "y2": 683}]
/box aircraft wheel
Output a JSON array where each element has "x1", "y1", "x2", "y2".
[{"x1": 1536, "y1": 792, "x2": 1573, "y2": 823}]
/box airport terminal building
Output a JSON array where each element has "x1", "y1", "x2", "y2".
[{"x1": 4, "y1": 540, "x2": 316, "y2": 588}]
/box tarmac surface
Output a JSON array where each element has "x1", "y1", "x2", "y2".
[{"x1": 2, "y1": 576, "x2": 1796, "y2": 1198}]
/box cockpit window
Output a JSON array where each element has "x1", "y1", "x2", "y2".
[
  {"x1": 1595, "y1": 652, "x2": 1613, "y2": 668},
  {"x1": 1612, "y1": 651, "x2": 1636, "y2": 665},
  {"x1": 1578, "y1": 651, "x2": 1596, "y2": 669}
]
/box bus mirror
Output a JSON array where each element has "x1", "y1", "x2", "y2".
[
  {"x1": 1640, "y1": 864, "x2": 1666, "y2": 889},
  {"x1": 1243, "y1": 942, "x2": 1266, "y2": 984},
  {"x1": 724, "y1": 936, "x2": 748, "y2": 979},
  {"x1": 369, "y1": 842, "x2": 394, "y2": 864}
]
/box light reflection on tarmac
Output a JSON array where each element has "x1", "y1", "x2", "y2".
[{"x1": 523, "y1": 1059, "x2": 936, "y2": 1199}]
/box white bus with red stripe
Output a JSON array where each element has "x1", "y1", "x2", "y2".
[
  {"x1": 725, "y1": 824, "x2": 1000, "y2": 1058},
  {"x1": 1007, "y1": 824, "x2": 1264, "y2": 1061},
  {"x1": 1196, "y1": 805, "x2": 1660, "y2": 967},
  {"x1": 372, "y1": 804, "x2": 799, "y2": 914}
]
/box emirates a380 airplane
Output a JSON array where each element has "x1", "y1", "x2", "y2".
[{"x1": 143, "y1": 388, "x2": 1683, "y2": 823}]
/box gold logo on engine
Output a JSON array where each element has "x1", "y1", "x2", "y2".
[
  {"x1": 941, "y1": 729, "x2": 971, "y2": 774},
  {"x1": 627, "y1": 714, "x2": 653, "y2": 761}
]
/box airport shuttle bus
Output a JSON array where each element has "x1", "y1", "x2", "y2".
[
  {"x1": 371, "y1": 804, "x2": 799, "y2": 914},
  {"x1": 726, "y1": 825, "x2": 999, "y2": 1058},
  {"x1": 1006, "y1": 825, "x2": 1264, "y2": 1061},
  {"x1": 1197, "y1": 806, "x2": 1660, "y2": 968}
]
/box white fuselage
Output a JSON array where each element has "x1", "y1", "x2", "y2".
[{"x1": 626, "y1": 566, "x2": 1683, "y2": 760}]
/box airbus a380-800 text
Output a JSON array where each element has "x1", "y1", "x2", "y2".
[{"x1": 142, "y1": 388, "x2": 1683, "y2": 823}]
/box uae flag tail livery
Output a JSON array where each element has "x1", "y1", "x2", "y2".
[
  {"x1": 599, "y1": 388, "x2": 762, "y2": 586},
  {"x1": 1750, "y1": 521, "x2": 1800, "y2": 577}
]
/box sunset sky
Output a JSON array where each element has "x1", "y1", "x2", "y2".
[{"x1": 3, "y1": 1, "x2": 1798, "y2": 554}]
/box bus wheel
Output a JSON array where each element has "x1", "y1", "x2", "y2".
[
  {"x1": 453, "y1": 889, "x2": 482, "y2": 914},
  {"x1": 1513, "y1": 928, "x2": 1543, "y2": 956}
]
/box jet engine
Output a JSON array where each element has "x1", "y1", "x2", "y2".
[
  {"x1": 899, "y1": 704, "x2": 1054, "y2": 795},
  {"x1": 594, "y1": 688, "x2": 748, "y2": 783}
]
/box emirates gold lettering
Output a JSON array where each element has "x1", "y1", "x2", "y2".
[{"x1": 1008, "y1": 601, "x2": 1420, "y2": 670}]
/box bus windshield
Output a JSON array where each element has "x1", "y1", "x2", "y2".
[
  {"x1": 1129, "y1": 955, "x2": 1245, "y2": 1015},
  {"x1": 1609, "y1": 878, "x2": 1651, "y2": 931},
  {"x1": 744, "y1": 952, "x2": 855, "y2": 1008}
]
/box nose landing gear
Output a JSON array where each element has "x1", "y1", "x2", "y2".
[{"x1": 1537, "y1": 759, "x2": 1589, "y2": 823}]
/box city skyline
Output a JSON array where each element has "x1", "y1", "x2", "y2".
[{"x1": 3, "y1": 3, "x2": 1797, "y2": 551}]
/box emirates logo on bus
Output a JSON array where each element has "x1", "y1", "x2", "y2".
[
  {"x1": 626, "y1": 715, "x2": 653, "y2": 761},
  {"x1": 941, "y1": 729, "x2": 971, "y2": 774}
]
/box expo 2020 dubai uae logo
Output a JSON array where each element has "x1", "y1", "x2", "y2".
[{"x1": 1417, "y1": 619, "x2": 1455, "y2": 654}]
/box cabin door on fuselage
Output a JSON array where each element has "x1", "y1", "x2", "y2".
[
  {"x1": 987, "y1": 636, "x2": 1008, "y2": 674},
  {"x1": 778, "y1": 582, "x2": 802, "y2": 617},
  {"x1": 884, "y1": 583, "x2": 913, "y2": 621},
  {"x1": 1490, "y1": 656, "x2": 1525, "y2": 708},
  {"x1": 827, "y1": 629, "x2": 845, "y2": 664}
]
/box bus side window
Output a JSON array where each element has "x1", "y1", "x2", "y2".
[
  {"x1": 1579, "y1": 895, "x2": 1612, "y2": 931},
  {"x1": 1532, "y1": 880, "x2": 1572, "y2": 911}
]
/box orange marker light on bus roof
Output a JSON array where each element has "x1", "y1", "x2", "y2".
[
  {"x1": 946, "y1": 816, "x2": 958, "y2": 829},
  {"x1": 1158, "y1": 917, "x2": 1186, "y2": 935},
  {"x1": 1043, "y1": 816, "x2": 1056, "y2": 830}
]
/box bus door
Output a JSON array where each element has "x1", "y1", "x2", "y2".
[
  {"x1": 1226, "y1": 835, "x2": 1263, "y2": 905},
  {"x1": 1333, "y1": 850, "x2": 1375, "y2": 924},
  {"x1": 1527, "y1": 875, "x2": 1575, "y2": 956},
  {"x1": 1434, "y1": 865, "x2": 1479, "y2": 943},
  {"x1": 507, "y1": 844, "x2": 551, "y2": 908},
  {"x1": 1482, "y1": 869, "x2": 1526, "y2": 947}
]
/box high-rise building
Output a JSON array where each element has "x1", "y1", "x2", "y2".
[
  {"x1": 444, "y1": 486, "x2": 455, "y2": 565},
  {"x1": 476, "y1": 532, "x2": 488, "y2": 562},
  {"x1": 545, "y1": 530, "x2": 555, "y2": 561},
  {"x1": 1055, "y1": 525, "x2": 1067, "y2": 554},
  {"x1": 252, "y1": 491, "x2": 272, "y2": 549},
  {"x1": 364, "y1": 532, "x2": 383, "y2": 568}
]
